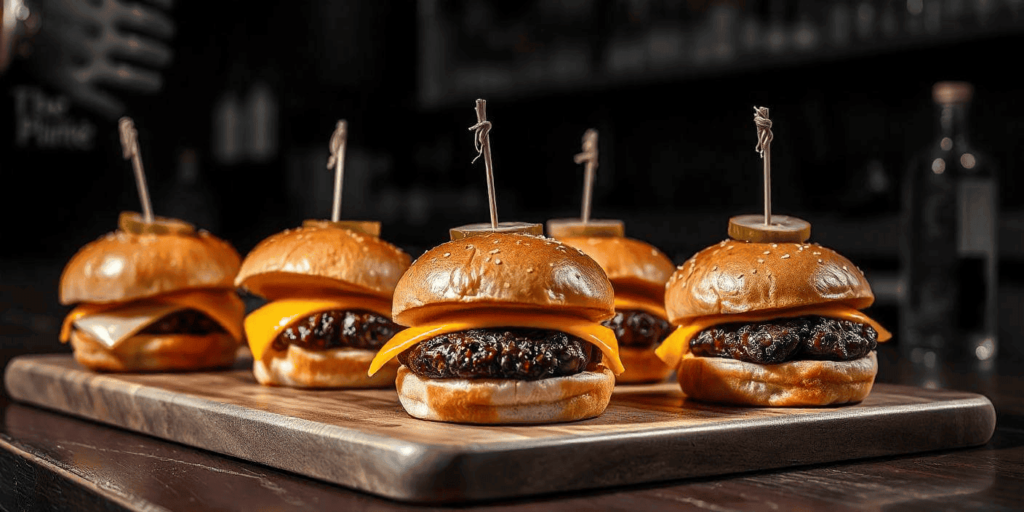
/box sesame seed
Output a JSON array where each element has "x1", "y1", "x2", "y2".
[
  {"x1": 504, "y1": 282, "x2": 511, "y2": 288},
  {"x1": 493, "y1": 240, "x2": 500, "y2": 244},
  {"x1": 527, "y1": 267, "x2": 534, "y2": 273},
  {"x1": 763, "y1": 250, "x2": 771, "y2": 255},
  {"x1": 727, "y1": 246, "x2": 734, "y2": 250},
  {"x1": 652, "y1": 249, "x2": 658, "y2": 255},
  {"x1": 781, "y1": 254, "x2": 790, "y2": 259},
  {"x1": 771, "y1": 244, "x2": 778, "y2": 248},
  {"x1": 443, "y1": 252, "x2": 451, "y2": 257},
  {"x1": 812, "y1": 251, "x2": 821, "y2": 256},
  {"x1": 818, "y1": 259, "x2": 823, "y2": 264},
  {"x1": 549, "y1": 262, "x2": 555, "y2": 267},
  {"x1": 712, "y1": 265, "x2": 718, "y2": 271},
  {"x1": 752, "y1": 269, "x2": 757, "y2": 274},
  {"x1": 843, "y1": 265, "x2": 848, "y2": 271},
  {"x1": 495, "y1": 259, "x2": 502, "y2": 265},
  {"x1": 485, "y1": 256, "x2": 491, "y2": 262},
  {"x1": 466, "y1": 245, "x2": 474, "y2": 250},
  {"x1": 489, "y1": 249, "x2": 500, "y2": 254},
  {"x1": 757, "y1": 259, "x2": 765, "y2": 264}
]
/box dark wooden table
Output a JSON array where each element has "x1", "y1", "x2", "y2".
[{"x1": 2, "y1": 343, "x2": 1022, "y2": 512}]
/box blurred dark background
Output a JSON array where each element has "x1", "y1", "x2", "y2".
[{"x1": 2, "y1": 0, "x2": 1023, "y2": 378}]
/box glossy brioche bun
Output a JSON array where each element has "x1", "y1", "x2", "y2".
[
  {"x1": 392, "y1": 233, "x2": 615, "y2": 326},
  {"x1": 395, "y1": 365, "x2": 615, "y2": 424},
  {"x1": 556, "y1": 236, "x2": 674, "y2": 300},
  {"x1": 665, "y1": 240, "x2": 875, "y2": 324},
  {"x1": 253, "y1": 346, "x2": 399, "y2": 388},
  {"x1": 69, "y1": 329, "x2": 237, "y2": 372},
  {"x1": 236, "y1": 225, "x2": 411, "y2": 300},
  {"x1": 617, "y1": 348, "x2": 673, "y2": 384},
  {"x1": 677, "y1": 352, "x2": 877, "y2": 406},
  {"x1": 59, "y1": 230, "x2": 241, "y2": 305}
]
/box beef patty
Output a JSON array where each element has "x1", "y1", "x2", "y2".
[
  {"x1": 271, "y1": 310, "x2": 401, "y2": 352},
  {"x1": 142, "y1": 309, "x2": 226, "y2": 335},
  {"x1": 399, "y1": 328, "x2": 602, "y2": 380},
  {"x1": 689, "y1": 316, "x2": 877, "y2": 364},
  {"x1": 603, "y1": 309, "x2": 672, "y2": 349}
]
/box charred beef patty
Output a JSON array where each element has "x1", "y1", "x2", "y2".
[
  {"x1": 689, "y1": 316, "x2": 877, "y2": 364},
  {"x1": 604, "y1": 309, "x2": 672, "y2": 349},
  {"x1": 141, "y1": 309, "x2": 225, "y2": 335},
  {"x1": 271, "y1": 310, "x2": 401, "y2": 352},
  {"x1": 398, "y1": 328, "x2": 602, "y2": 380}
]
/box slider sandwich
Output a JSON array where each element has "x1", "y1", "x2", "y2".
[
  {"x1": 237, "y1": 221, "x2": 411, "y2": 388},
  {"x1": 367, "y1": 226, "x2": 624, "y2": 424},
  {"x1": 59, "y1": 213, "x2": 245, "y2": 371}
]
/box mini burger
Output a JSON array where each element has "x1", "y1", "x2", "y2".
[
  {"x1": 548, "y1": 220, "x2": 675, "y2": 384},
  {"x1": 59, "y1": 213, "x2": 245, "y2": 372},
  {"x1": 656, "y1": 228, "x2": 892, "y2": 406},
  {"x1": 367, "y1": 226, "x2": 624, "y2": 424},
  {"x1": 236, "y1": 220, "x2": 411, "y2": 388}
]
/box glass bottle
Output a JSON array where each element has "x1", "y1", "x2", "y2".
[{"x1": 901, "y1": 81, "x2": 998, "y2": 376}]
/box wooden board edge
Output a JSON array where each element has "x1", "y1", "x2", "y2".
[{"x1": 2, "y1": 355, "x2": 464, "y2": 502}]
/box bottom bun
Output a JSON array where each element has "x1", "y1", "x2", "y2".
[
  {"x1": 396, "y1": 365, "x2": 615, "y2": 424},
  {"x1": 70, "y1": 329, "x2": 238, "y2": 372},
  {"x1": 617, "y1": 348, "x2": 674, "y2": 384},
  {"x1": 677, "y1": 352, "x2": 878, "y2": 407},
  {"x1": 253, "y1": 345, "x2": 399, "y2": 388}
]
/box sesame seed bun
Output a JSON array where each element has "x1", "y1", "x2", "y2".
[
  {"x1": 253, "y1": 346, "x2": 399, "y2": 388},
  {"x1": 555, "y1": 236, "x2": 675, "y2": 301},
  {"x1": 665, "y1": 240, "x2": 875, "y2": 325},
  {"x1": 395, "y1": 365, "x2": 615, "y2": 424},
  {"x1": 69, "y1": 329, "x2": 237, "y2": 372},
  {"x1": 677, "y1": 352, "x2": 877, "y2": 406},
  {"x1": 392, "y1": 233, "x2": 615, "y2": 326},
  {"x1": 236, "y1": 225, "x2": 411, "y2": 301},
  {"x1": 59, "y1": 230, "x2": 241, "y2": 305}
]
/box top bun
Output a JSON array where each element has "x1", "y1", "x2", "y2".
[
  {"x1": 556, "y1": 236, "x2": 674, "y2": 301},
  {"x1": 60, "y1": 230, "x2": 241, "y2": 305},
  {"x1": 665, "y1": 240, "x2": 874, "y2": 324},
  {"x1": 236, "y1": 225, "x2": 411, "y2": 300},
  {"x1": 392, "y1": 233, "x2": 614, "y2": 326}
]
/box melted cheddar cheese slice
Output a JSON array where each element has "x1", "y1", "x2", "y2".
[
  {"x1": 244, "y1": 296, "x2": 393, "y2": 361},
  {"x1": 367, "y1": 311, "x2": 624, "y2": 376},
  {"x1": 60, "y1": 289, "x2": 245, "y2": 347},
  {"x1": 614, "y1": 293, "x2": 668, "y2": 320},
  {"x1": 655, "y1": 304, "x2": 892, "y2": 369}
]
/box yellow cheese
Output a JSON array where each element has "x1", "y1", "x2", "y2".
[
  {"x1": 60, "y1": 289, "x2": 245, "y2": 344},
  {"x1": 367, "y1": 311, "x2": 624, "y2": 376},
  {"x1": 244, "y1": 296, "x2": 393, "y2": 361},
  {"x1": 655, "y1": 304, "x2": 892, "y2": 368},
  {"x1": 613, "y1": 293, "x2": 668, "y2": 320}
]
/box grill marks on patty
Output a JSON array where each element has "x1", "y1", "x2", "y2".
[
  {"x1": 141, "y1": 309, "x2": 226, "y2": 335},
  {"x1": 689, "y1": 316, "x2": 877, "y2": 364},
  {"x1": 603, "y1": 309, "x2": 672, "y2": 349},
  {"x1": 272, "y1": 310, "x2": 402, "y2": 352},
  {"x1": 399, "y1": 328, "x2": 602, "y2": 380}
]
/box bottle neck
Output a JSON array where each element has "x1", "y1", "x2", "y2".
[{"x1": 937, "y1": 102, "x2": 970, "y2": 147}]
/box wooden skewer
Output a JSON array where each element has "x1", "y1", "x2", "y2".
[
  {"x1": 469, "y1": 99, "x2": 498, "y2": 229},
  {"x1": 573, "y1": 129, "x2": 599, "y2": 224},
  {"x1": 754, "y1": 106, "x2": 773, "y2": 226},
  {"x1": 118, "y1": 117, "x2": 153, "y2": 223},
  {"x1": 326, "y1": 120, "x2": 348, "y2": 222}
]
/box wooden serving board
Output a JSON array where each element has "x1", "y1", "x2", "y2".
[{"x1": 4, "y1": 354, "x2": 996, "y2": 503}]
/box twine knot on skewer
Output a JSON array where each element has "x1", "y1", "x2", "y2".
[
  {"x1": 753, "y1": 106, "x2": 773, "y2": 159},
  {"x1": 327, "y1": 120, "x2": 347, "y2": 169},
  {"x1": 118, "y1": 117, "x2": 138, "y2": 160},
  {"x1": 469, "y1": 120, "x2": 491, "y2": 164},
  {"x1": 574, "y1": 129, "x2": 598, "y2": 168}
]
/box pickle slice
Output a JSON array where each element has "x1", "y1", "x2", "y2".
[
  {"x1": 118, "y1": 211, "x2": 195, "y2": 236},
  {"x1": 546, "y1": 218, "x2": 625, "y2": 238},
  {"x1": 302, "y1": 219, "x2": 382, "y2": 237},
  {"x1": 728, "y1": 214, "x2": 811, "y2": 243},
  {"x1": 449, "y1": 222, "x2": 543, "y2": 241}
]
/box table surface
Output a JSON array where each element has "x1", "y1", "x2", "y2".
[{"x1": 1, "y1": 344, "x2": 1022, "y2": 512}]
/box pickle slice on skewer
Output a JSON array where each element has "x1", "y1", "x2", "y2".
[
  {"x1": 450, "y1": 222, "x2": 543, "y2": 241},
  {"x1": 546, "y1": 218, "x2": 625, "y2": 238},
  {"x1": 118, "y1": 211, "x2": 195, "y2": 236},
  {"x1": 728, "y1": 214, "x2": 811, "y2": 243},
  {"x1": 302, "y1": 219, "x2": 382, "y2": 237}
]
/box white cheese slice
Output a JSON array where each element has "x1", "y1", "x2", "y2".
[{"x1": 73, "y1": 302, "x2": 185, "y2": 349}]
